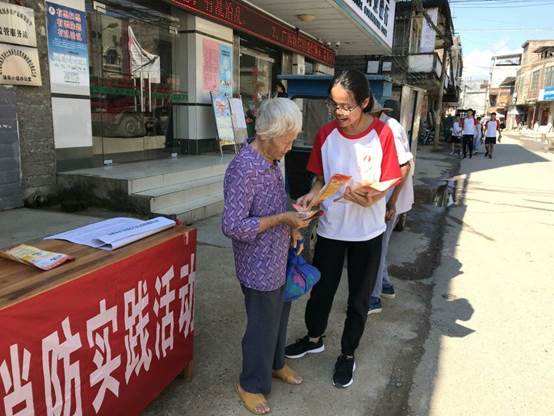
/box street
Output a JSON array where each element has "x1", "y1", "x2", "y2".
[
  {"x1": 141, "y1": 137, "x2": 554, "y2": 416},
  {"x1": 409, "y1": 136, "x2": 554, "y2": 416}
]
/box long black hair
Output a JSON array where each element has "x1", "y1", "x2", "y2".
[{"x1": 328, "y1": 70, "x2": 374, "y2": 113}]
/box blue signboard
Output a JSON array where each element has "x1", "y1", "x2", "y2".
[
  {"x1": 219, "y1": 44, "x2": 232, "y2": 96},
  {"x1": 544, "y1": 86, "x2": 554, "y2": 102},
  {"x1": 46, "y1": 2, "x2": 89, "y2": 95}
]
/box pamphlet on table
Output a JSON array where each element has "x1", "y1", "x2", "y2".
[
  {"x1": 45, "y1": 216, "x2": 176, "y2": 250},
  {"x1": 0, "y1": 244, "x2": 74, "y2": 270}
]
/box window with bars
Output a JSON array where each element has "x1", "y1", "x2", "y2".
[
  {"x1": 545, "y1": 67, "x2": 554, "y2": 88},
  {"x1": 531, "y1": 70, "x2": 540, "y2": 91}
]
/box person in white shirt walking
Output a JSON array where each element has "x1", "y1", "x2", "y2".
[
  {"x1": 473, "y1": 116, "x2": 483, "y2": 154},
  {"x1": 484, "y1": 112, "x2": 502, "y2": 159},
  {"x1": 450, "y1": 116, "x2": 462, "y2": 157},
  {"x1": 367, "y1": 99, "x2": 414, "y2": 315},
  {"x1": 461, "y1": 109, "x2": 479, "y2": 159}
]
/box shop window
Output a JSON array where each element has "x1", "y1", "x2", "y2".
[
  {"x1": 490, "y1": 95, "x2": 497, "y2": 107},
  {"x1": 87, "y1": 1, "x2": 184, "y2": 163},
  {"x1": 239, "y1": 45, "x2": 277, "y2": 138}
]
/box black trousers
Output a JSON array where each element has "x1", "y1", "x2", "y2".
[
  {"x1": 463, "y1": 134, "x2": 474, "y2": 158},
  {"x1": 240, "y1": 285, "x2": 291, "y2": 394},
  {"x1": 305, "y1": 234, "x2": 383, "y2": 356}
]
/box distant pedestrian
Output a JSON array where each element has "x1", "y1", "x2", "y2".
[
  {"x1": 367, "y1": 99, "x2": 414, "y2": 315},
  {"x1": 473, "y1": 116, "x2": 483, "y2": 154},
  {"x1": 451, "y1": 116, "x2": 462, "y2": 156},
  {"x1": 222, "y1": 98, "x2": 310, "y2": 415},
  {"x1": 461, "y1": 109, "x2": 479, "y2": 158},
  {"x1": 484, "y1": 112, "x2": 501, "y2": 159}
]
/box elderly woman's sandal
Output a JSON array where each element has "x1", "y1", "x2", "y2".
[
  {"x1": 272, "y1": 365, "x2": 303, "y2": 385},
  {"x1": 236, "y1": 384, "x2": 271, "y2": 415}
]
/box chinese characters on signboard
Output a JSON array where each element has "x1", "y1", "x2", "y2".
[
  {"x1": 46, "y1": 2, "x2": 90, "y2": 95},
  {"x1": 0, "y1": 233, "x2": 196, "y2": 415},
  {"x1": 203, "y1": 38, "x2": 219, "y2": 92},
  {"x1": 171, "y1": 0, "x2": 335, "y2": 66},
  {"x1": 0, "y1": 2, "x2": 41, "y2": 86},
  {"x1": 342, "y1": 0, "x2": 395, "y2": 49},
  {"x1": 0, "y1": 43, "x2": 41, "y2": 86},
  {"x1": 0, "y1": 2, "x2": 37, "y2": 47},
  {"x1": 202, "y1": 38, "x2": 233, "y2": 96}
]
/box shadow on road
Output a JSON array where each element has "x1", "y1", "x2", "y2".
[{"x1": 403, "y1": 139, "x2": 551, "y2": 415}]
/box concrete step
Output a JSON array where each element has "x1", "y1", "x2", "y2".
[
  {"x1": 153, "y1": 193, "x2": 224, "y2": 225},
  {"x1": 128, "y1": 163, "x2": 228, "y2": 194},
  {"x1": 132, "y1": 174, "x2": 224, "y2": 212}
]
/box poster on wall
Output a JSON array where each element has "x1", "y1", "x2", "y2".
[
  {"x1": 0, "y1": 43, "x2": 41, "y2": 86},
  {"x1": 0, "y1": 2, "x2": 37, "y2": 47},
  {"x1": 46, "y1": 1, "x2": 90, "y2": 95},
  {"x1": 203, "y1": 38, "x2": 219, "y2": 93},
  {"x1": 219, "y1": 44, "x2": 232, "y2": 96}
]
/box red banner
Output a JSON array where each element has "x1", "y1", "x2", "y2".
[
  {"x1": 171, "y1": 0, "x2": 335, "y2": 66},
  {"x1": 0, "y1": 230, "x2": 197, "y2": 416}
]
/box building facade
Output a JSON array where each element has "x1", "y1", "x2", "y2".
[
  {"x1": 485, "y1": 53, "x2": 521, "y2": 118},
  {"x1": 0, "y1": 0, "x2": 396, "y2": 210},
  {"x1": 459, "y1": 79, "x2": 487, "y2": 116},
  {"x1": 514, "y1": 39, "x2": 554, "y2": 130},
  {"x1": 337, "y1": 0, "x2": 463, "y2": 130}
]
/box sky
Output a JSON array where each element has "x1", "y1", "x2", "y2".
[{"x1": 449, "y1": 0, "x2": 554, "y2": 80}]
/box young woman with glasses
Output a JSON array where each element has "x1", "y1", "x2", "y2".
[{"x1": 285, "y1": 70, "x2": 401, "y2": 388}]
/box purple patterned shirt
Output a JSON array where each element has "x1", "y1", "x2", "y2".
[{"x1": 222, "y1": 144, "x2": 290, "y2": 291}]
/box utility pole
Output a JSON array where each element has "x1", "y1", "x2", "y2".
[{"x1": 414, "y1": 0, "x2": 452, "y2": 150}]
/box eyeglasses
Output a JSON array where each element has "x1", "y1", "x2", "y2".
[{"x1": 326, "y1": 99, "x2": 359, "y2": 114}]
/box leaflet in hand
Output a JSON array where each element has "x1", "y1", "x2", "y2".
[
  {"x1": 0, "y1": 244, "x2": 74, "y2": 271},
  {"x1": 334, "y1": 178, "x2": 400, "y2": 202},
  {"x1": 292, "y1": 203, "x2": 324, "y2": 220},
  {"x1": 311, "y1": 173, "x2": 352, "y2": 207}
]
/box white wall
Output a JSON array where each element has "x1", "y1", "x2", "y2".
[
  {"x1": 173, "y1": 13, "x2": 234, "y2": 143},
  {"x1": 491, "y1": 65, "x2": 519, "y2": 88}
]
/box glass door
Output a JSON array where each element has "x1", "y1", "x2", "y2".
[
  {"x1": 87, "y1": 2, "x2": 183, "y2": 165},
  {"x1": 239, "y1": 47, "x2": 274, "y2": 138}
]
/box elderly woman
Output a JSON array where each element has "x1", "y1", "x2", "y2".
[{"x1": 222, "y1": 98, "x2": 310, "y2": 415}]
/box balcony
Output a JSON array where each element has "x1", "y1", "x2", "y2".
[{"x1": 408, "y1": 52, "x2": 442, "y2": 78}]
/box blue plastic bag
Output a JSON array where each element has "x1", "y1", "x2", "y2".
[{"x1": 284, "y1": 248, "x2": 321, "y2": 302}]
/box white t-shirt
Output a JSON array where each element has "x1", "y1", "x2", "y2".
[
  {"x1": 485, "y1": 119, "x2": 500, "y2": 137},
  {"x1": 462, "y1": 117, "x2": 478, "y2": 136},
  {"x1": 452, "y1": 121, "x2": 462, "y2": 137},
  {"x1": 307, "y1": 119, "x2": 401, "y2": 241},
  {"x1": 380, "y1": 114, "x2": 414, "y2": 215}
]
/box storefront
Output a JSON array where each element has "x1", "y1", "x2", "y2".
[{"x1": 85, "y1": 0, "x2": 183, "y2": 167}]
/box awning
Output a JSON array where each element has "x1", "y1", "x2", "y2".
[
  {"x1": 245, "y1": 0, "x2": 395, "y2": 55},
  {"x1": 500, "y1": 77, "x2": 516, "y2": 87}
]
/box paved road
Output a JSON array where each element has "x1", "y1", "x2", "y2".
[{"x1": 409, "y1": 137, "x2": 554, "y2": 416}]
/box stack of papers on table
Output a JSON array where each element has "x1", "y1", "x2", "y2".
[{"x1": 45, "y1": 217, "x2": 176, "y2": 250}]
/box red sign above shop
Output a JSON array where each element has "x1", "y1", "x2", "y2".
[{"x1": 170, "y1": 0, "x2": 335, "y2": 66}]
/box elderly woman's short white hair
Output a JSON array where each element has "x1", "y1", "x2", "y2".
[{"x1": 255, "y1": 98, "x2": 302, "y2": 140}]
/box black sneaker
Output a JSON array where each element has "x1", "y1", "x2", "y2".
[
  {"x1": 285, "y1": 335, "x2": 325, "y2": 359},
  {"x1": 333, "y1": 354, "x2": 356, "y2": 388}
]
